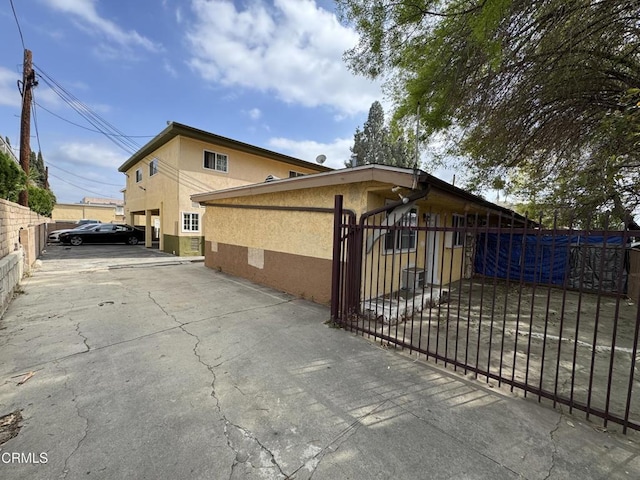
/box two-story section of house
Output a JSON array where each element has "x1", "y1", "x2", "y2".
[{"x1": 118, "y1": 121, "x2": 331, "y2": 256}]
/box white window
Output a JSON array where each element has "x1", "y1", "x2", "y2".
[
  {"x1": 446, "y1": 214, "x2": 466, "y2": 248},
  {"x1": 149, "y1": 158, "x2": 158, "y2": 176},
  {"x1": 182, "y1": 212, "x2": 200, "y2": 232},
  {"x1": 384, "y1": 206, "x2": 418, "y2": 253},
  {"x1": 203, "y1": 150, "x2": 228, "y2": 173},
  {"x1": 135, "y1": 169, "x2": 142, "y2": 183}
]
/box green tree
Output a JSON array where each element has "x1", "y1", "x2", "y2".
[
  {"x1": 27, "y1": 185, "x2": 56, "y2": 217},
  {"x1": 346, "y1": 101, "x2": 416, "y2": 167},
  {"x1": 0, "y1": 150, "x2": 26, "y2": 202},
  {"x1": 29, "y1": 150, "x2": 47, "y2": 188},
  {"x1": 337, "y1": 0, "x2": 640, "y2": 226}
]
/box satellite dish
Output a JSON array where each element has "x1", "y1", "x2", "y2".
[{"x1": 315, "y1": 154, "x2": 326, "y2": 165}]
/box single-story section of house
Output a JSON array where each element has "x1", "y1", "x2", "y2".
[{"x1": 192, "y1": 165, "x2": 526, "y2": 305}]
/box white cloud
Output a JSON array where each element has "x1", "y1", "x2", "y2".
[
  {"x1": 0, "y1": 67, "x2": 21, "y2": 108},
  {"x1": 41, "y1": 0, "x2": 161, "y2": 53},
  {"x1": 186, "y1": 0, "x2": 381, "y2": 116},
  {"x1": 163, "y1": 60, "x2": 178, "y2": 78},
  {"x1": 52, "y1": 141, "x2": 127, "y2": 169},
  {"x1": 248, "y1": 108, "x2": 262, "y2": 120},
  {"x1": 267, "y1": 136, "x2": 353, "y2": 169}
]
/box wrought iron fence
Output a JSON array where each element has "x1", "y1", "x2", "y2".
[{"x1": 331, "y1": 198, "x2": 640, "y2": 433}]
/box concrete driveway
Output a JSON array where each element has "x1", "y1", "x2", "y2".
[{"x1": 0, "y1": 244, "x2": 639, "y2": 479}]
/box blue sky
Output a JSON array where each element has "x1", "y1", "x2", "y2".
[{"x1": 0, "y1": 0, "x2": 392, "y2": 203}]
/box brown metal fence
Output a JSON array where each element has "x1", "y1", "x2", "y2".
[{"x1": 331, "y1": 196, "x2": 640, "y2": 433}]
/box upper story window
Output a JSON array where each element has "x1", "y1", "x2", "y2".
[
  {"x1": 203, "y1": 150, "x2": 228, "y2": 173},
  {"x1": 289, "y1": 171, "x2": 304, "y2": 178},
  {"x1": 135, "y1": 169, "x2": 142, "y2": 183},
  {"x1": 149, "y1": 158, "x2": 158, "y2": 176}
]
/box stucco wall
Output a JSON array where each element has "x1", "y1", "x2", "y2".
[
  {"x1": 204, "y1": 183, "x2": 368, "y2": 260},
  {"x1": 205, "y1": 241, "x2": 333, "y2": 304},
  {"x1": 203, "y1": 184, "x2": 472, "y2": 303},
  {"x1": 123, "y1": 135, "x2": 327, "y2": 256},
  {"x1": 52, "y1": 204, "x2": 123, "y2": 223}
]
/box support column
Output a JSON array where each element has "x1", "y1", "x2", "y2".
[
  {"x1": 159, "y1": 203, "x2": 164, "y2": 252},
  {"x1": 145, "y1": 210, "x2": 152, "y2": 248}
]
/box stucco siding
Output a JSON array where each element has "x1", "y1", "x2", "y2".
[
  {"x1": 163, "y1": 234, "x2": 204, "y2": 256},
  {"x1": 52, "y1": 204, "x2": 122, "y2": 223},
  {"x1": 203, "y1": 183, "x2": 370, "y2": 260},
  {"x1": 205, "y1": 241, "x2": 332, "y2": 304}
]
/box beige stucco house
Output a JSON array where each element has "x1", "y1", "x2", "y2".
[
  {"x1": 192, "y1": 165, "x2": 525, "y2": 304},
  {"x1": 118, "y1": 122, "x2": 331, "y2": 255}
]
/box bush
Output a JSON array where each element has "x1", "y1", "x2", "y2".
[{"x1": 28, "y1": 185, "x2": 56, "y2": 217}]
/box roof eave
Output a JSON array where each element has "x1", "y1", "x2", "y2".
[{"x1": 118, "y1": 122, "x2": 333, "y2": 174}]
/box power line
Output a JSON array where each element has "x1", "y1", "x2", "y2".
[
  {"x1": 47, "y1": 163, "x2": 123, "y2": 187},
  {"x1": 48, "y1": 172, "x2": 119, "y2": 198},
  {"x1": 9, "y1": 0, "x2": 25, "y2": 50},
  {"x1": 34, "y1": 101, "x2": 154, "y2": 138},
  {"x1": 32, "y1": 65, "x2": 229, "y2": 194},
  {"x1": 31, "y1": 91, "x2": 43, "y2": 156}
]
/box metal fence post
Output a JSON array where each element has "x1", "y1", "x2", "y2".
[{"x1": 330, "y1": 195, "x2": 344, "y2": 323}]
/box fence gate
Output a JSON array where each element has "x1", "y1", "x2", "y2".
[{"x1": 330, "y1": 195, "x2": 640, "y2": 433}]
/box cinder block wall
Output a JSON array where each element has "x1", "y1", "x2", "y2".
[
  {"x1": 0, "y1": 199, "x2": 49, "y2": 258},
  {"x1": 0, "y1": 199, "x2": 51, "y2": 316}
]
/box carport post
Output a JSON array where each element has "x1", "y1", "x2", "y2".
[
  {"x1": 330, "y1": 195, "x2": 344, "y2": 323},
  {"x1": 145, "y1": 210, "x2": 152, "y2": 248}
]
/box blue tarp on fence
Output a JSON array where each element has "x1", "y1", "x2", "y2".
[{"x1": 474, "y1": 234, "x2": 626, "y2": 290}]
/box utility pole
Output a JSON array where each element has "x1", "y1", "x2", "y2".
[{"x1": 18, "y1": 49, "x2": 36, "y2": 207}]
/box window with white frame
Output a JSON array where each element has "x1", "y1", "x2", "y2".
[
  {"x1": 203, "y1": 150, "x2": 228, "y2": 173},
  {"x1": 135, "y1": 169, "x2": 142, "y2": 183},
  {"x1": 182, "y1": 212, "x2": 200, "y2": 232},
  {"x1": 384, "y1": 206, "x2": 418, "y2": 252},
  {"x1": 149, "y1": 158, "x2": 158, "y2": 176},
  {"x1": 289, "y1": 171, "x2": 304, "y2": 178},
  {"x1": 451, "y1": 214, "x2": 465, "y2": 247}
]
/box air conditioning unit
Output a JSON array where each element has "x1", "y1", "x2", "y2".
[{"x1": 402, "y1": 267, "x2": 426, "y2": 292}]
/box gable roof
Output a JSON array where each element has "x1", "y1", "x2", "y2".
[
  {"x1": 191, "y1": 164, "x2": 528, "y2": 221},
  {"x1": 117, "y1": 121, "x2": 333, "y2": 174}
]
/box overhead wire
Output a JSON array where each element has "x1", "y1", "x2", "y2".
[
  {"x1": 33, "y1": 90, "x2": 123, "y2": 196},
  {"x1": 34, "y1": 101, "x2": 154, "y2": 138},
  {"x1": 32, "y1": 65, "x2": 233, "y2": 195},
  {"x1": 9, "y1": 0, "x2": 25, "y2": 50},
  {"x1": 48, "y1": 172, "x2": 115, "y2": 198},
  {"x1": 7, "y1": 6, "x2": 222, "y2": 199}
]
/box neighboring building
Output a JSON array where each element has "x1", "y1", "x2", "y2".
[
  {"x1": 0, "y1": 136, "x2": 18, "y2": 163},
  {"x1": 52, "y1": 197, "x2": 125, "y2": 224},
  {"x1": 118, "y1": 122, "x2": 331, "y2": 256},
  {"x1": 192, "y1": 165, "x2": 527, "y2": 304}
]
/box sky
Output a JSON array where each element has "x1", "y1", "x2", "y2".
[{"x1": 0, "y1": 0, "x2": 403, "y2": 203}]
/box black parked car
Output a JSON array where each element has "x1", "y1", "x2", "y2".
[{"x1": 59, "y1": 224, "x2": 144, "y2": 246}]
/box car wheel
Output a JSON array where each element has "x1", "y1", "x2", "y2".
[
  {"x1": 127, "y1": 236, "x2": 139, "y2": 245},
  {"x1": 70, "y1": 236, "x2": 83, "y2": 246}
]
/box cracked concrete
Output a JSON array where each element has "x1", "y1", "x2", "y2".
[
  {"x1": 0, "y1": 244, "x2": 639, "y2": 480},
  {"x1": 55, "y1": 361, "x2": 89, "y2": 480}
]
